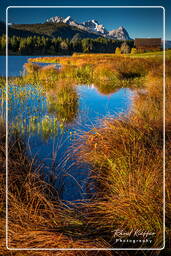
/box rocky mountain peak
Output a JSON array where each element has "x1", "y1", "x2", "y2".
[
  {"x1": 46, "y1": 16, "x2": 132, "y2": 40},
  {"x1": 109, "y1": 26, "x2": 131, "y2": 40},
  {"x1": 46, "y1": 16, "x2": 63, "y2": 23},
  {"x1": 63, "y1": 16, "x2": 73, "y2": 24}
]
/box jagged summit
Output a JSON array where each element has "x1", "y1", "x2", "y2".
[
  {"x1": 63, "y1": 16, "x2": 72, "y2": 22},
  {"x1": 46, "y1": 16, "x2": 132, "y2": 40},
  {"x1": 109, "y1": 26, "x2": 131, "y2": 40},
  {"x1": 46, "y1": 16, "x2": 64, "y2": 23},
  {"x1": 82, "y1": 19, "x2": 108, "y2": 35}
]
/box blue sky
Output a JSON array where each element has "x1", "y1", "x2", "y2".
[{"x1": 1, "y1": 0, "x2": 171, "y2": 40}]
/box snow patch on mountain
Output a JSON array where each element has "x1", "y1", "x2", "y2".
[{"x1": 82, "y1": 20, "x2": 108, "y2": 34}]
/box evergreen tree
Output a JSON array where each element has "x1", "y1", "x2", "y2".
[
  {"x1": 60, "y1": 40, "x2": 69, "y2": 54},
  {"x1": 0, "y1": 35, "x2": 6, "y2": 52},
  {"x1": 19, "y1": 38, "x2": 28, "y2": 54},
  {"x1": 82, "y1": 39, "x2": 93, "y2": 53},
  {"x1": 10, "y1": 36, "x2": 19, "y2": 52}
]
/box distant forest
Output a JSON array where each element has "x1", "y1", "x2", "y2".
[
  {"x1": 0, "y1": 34, "x2": 134, "y2": 55},
  {"x1": 0, "y1": 21, "x2": 134, "y2": 55}
]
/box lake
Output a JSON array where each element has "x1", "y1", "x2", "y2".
[{"x1": 0, "y1": 56, "x2": 133, "y2": 201}]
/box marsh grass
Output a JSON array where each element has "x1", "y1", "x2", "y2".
[
  {"x1": 77, "y1": 117, "x2": 164, "y2": 247},
  {"x1": 0, "y1": 122, "x2": 114, "y2": 255},
  {"x1": 1, "y1": 53, "x2": 171, "y2": 254},
  {"x1": 26, "y1": 54, "x2": 164, "y2": 94},
  {"x1": 93, "y1": 64, "x2": 120, "y2": 88},
  {"x1": 47, "y1": 79, "x2": 79, "y2": 124},
  {"x1": 75, "y1": 58, "x2": 171, "y2": 250}
]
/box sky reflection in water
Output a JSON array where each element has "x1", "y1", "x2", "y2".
[{"x1": 0, "y1": 56, "x2": 133, "y2": 201}]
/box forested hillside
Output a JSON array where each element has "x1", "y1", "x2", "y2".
[
  {"x1": 0, "y1": 21, "x2": 134, "y2": 55},
  {"x1": 0, "y1": 21, "x2": 101, "y2": 39}
]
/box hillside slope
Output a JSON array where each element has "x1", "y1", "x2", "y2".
[{"x1": 5, "y1": 22, "x2": 101, "y2": 39}]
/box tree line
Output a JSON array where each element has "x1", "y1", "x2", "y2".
[{"x1": 0, "y1": 34, "x2": 135, "y2": 55}]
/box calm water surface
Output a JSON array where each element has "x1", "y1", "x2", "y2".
[{"x1": 0, "y1": 56, "x2": 133, "y2": 201}]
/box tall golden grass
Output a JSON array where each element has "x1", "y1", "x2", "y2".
[
  {"x1": 75, "y1": 58, "x2": 171, "y2": 250},
  {"x1": 47, "y1": 79, "x2": 78, "y2": 124},
  {"x1": 0, "y1": 121, "x2": 115, "y2": 255},
  {"x1": 1, "y1": 53, "x2": 171, "y2": 254},
  {"x1": 23, "y1": 54, "x2": 164, "y2": 94}
]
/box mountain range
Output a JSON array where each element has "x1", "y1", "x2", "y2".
[
  {"x1": 46, "y1": 16, "x2": 132, "y2": 40},
  {"x1": 1, "y1": 18, "x2": 171, "y2": 49}
]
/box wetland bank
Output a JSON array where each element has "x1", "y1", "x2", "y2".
[{"x1": 0, "y1": 51, "x2": 171, "y2": 253}]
